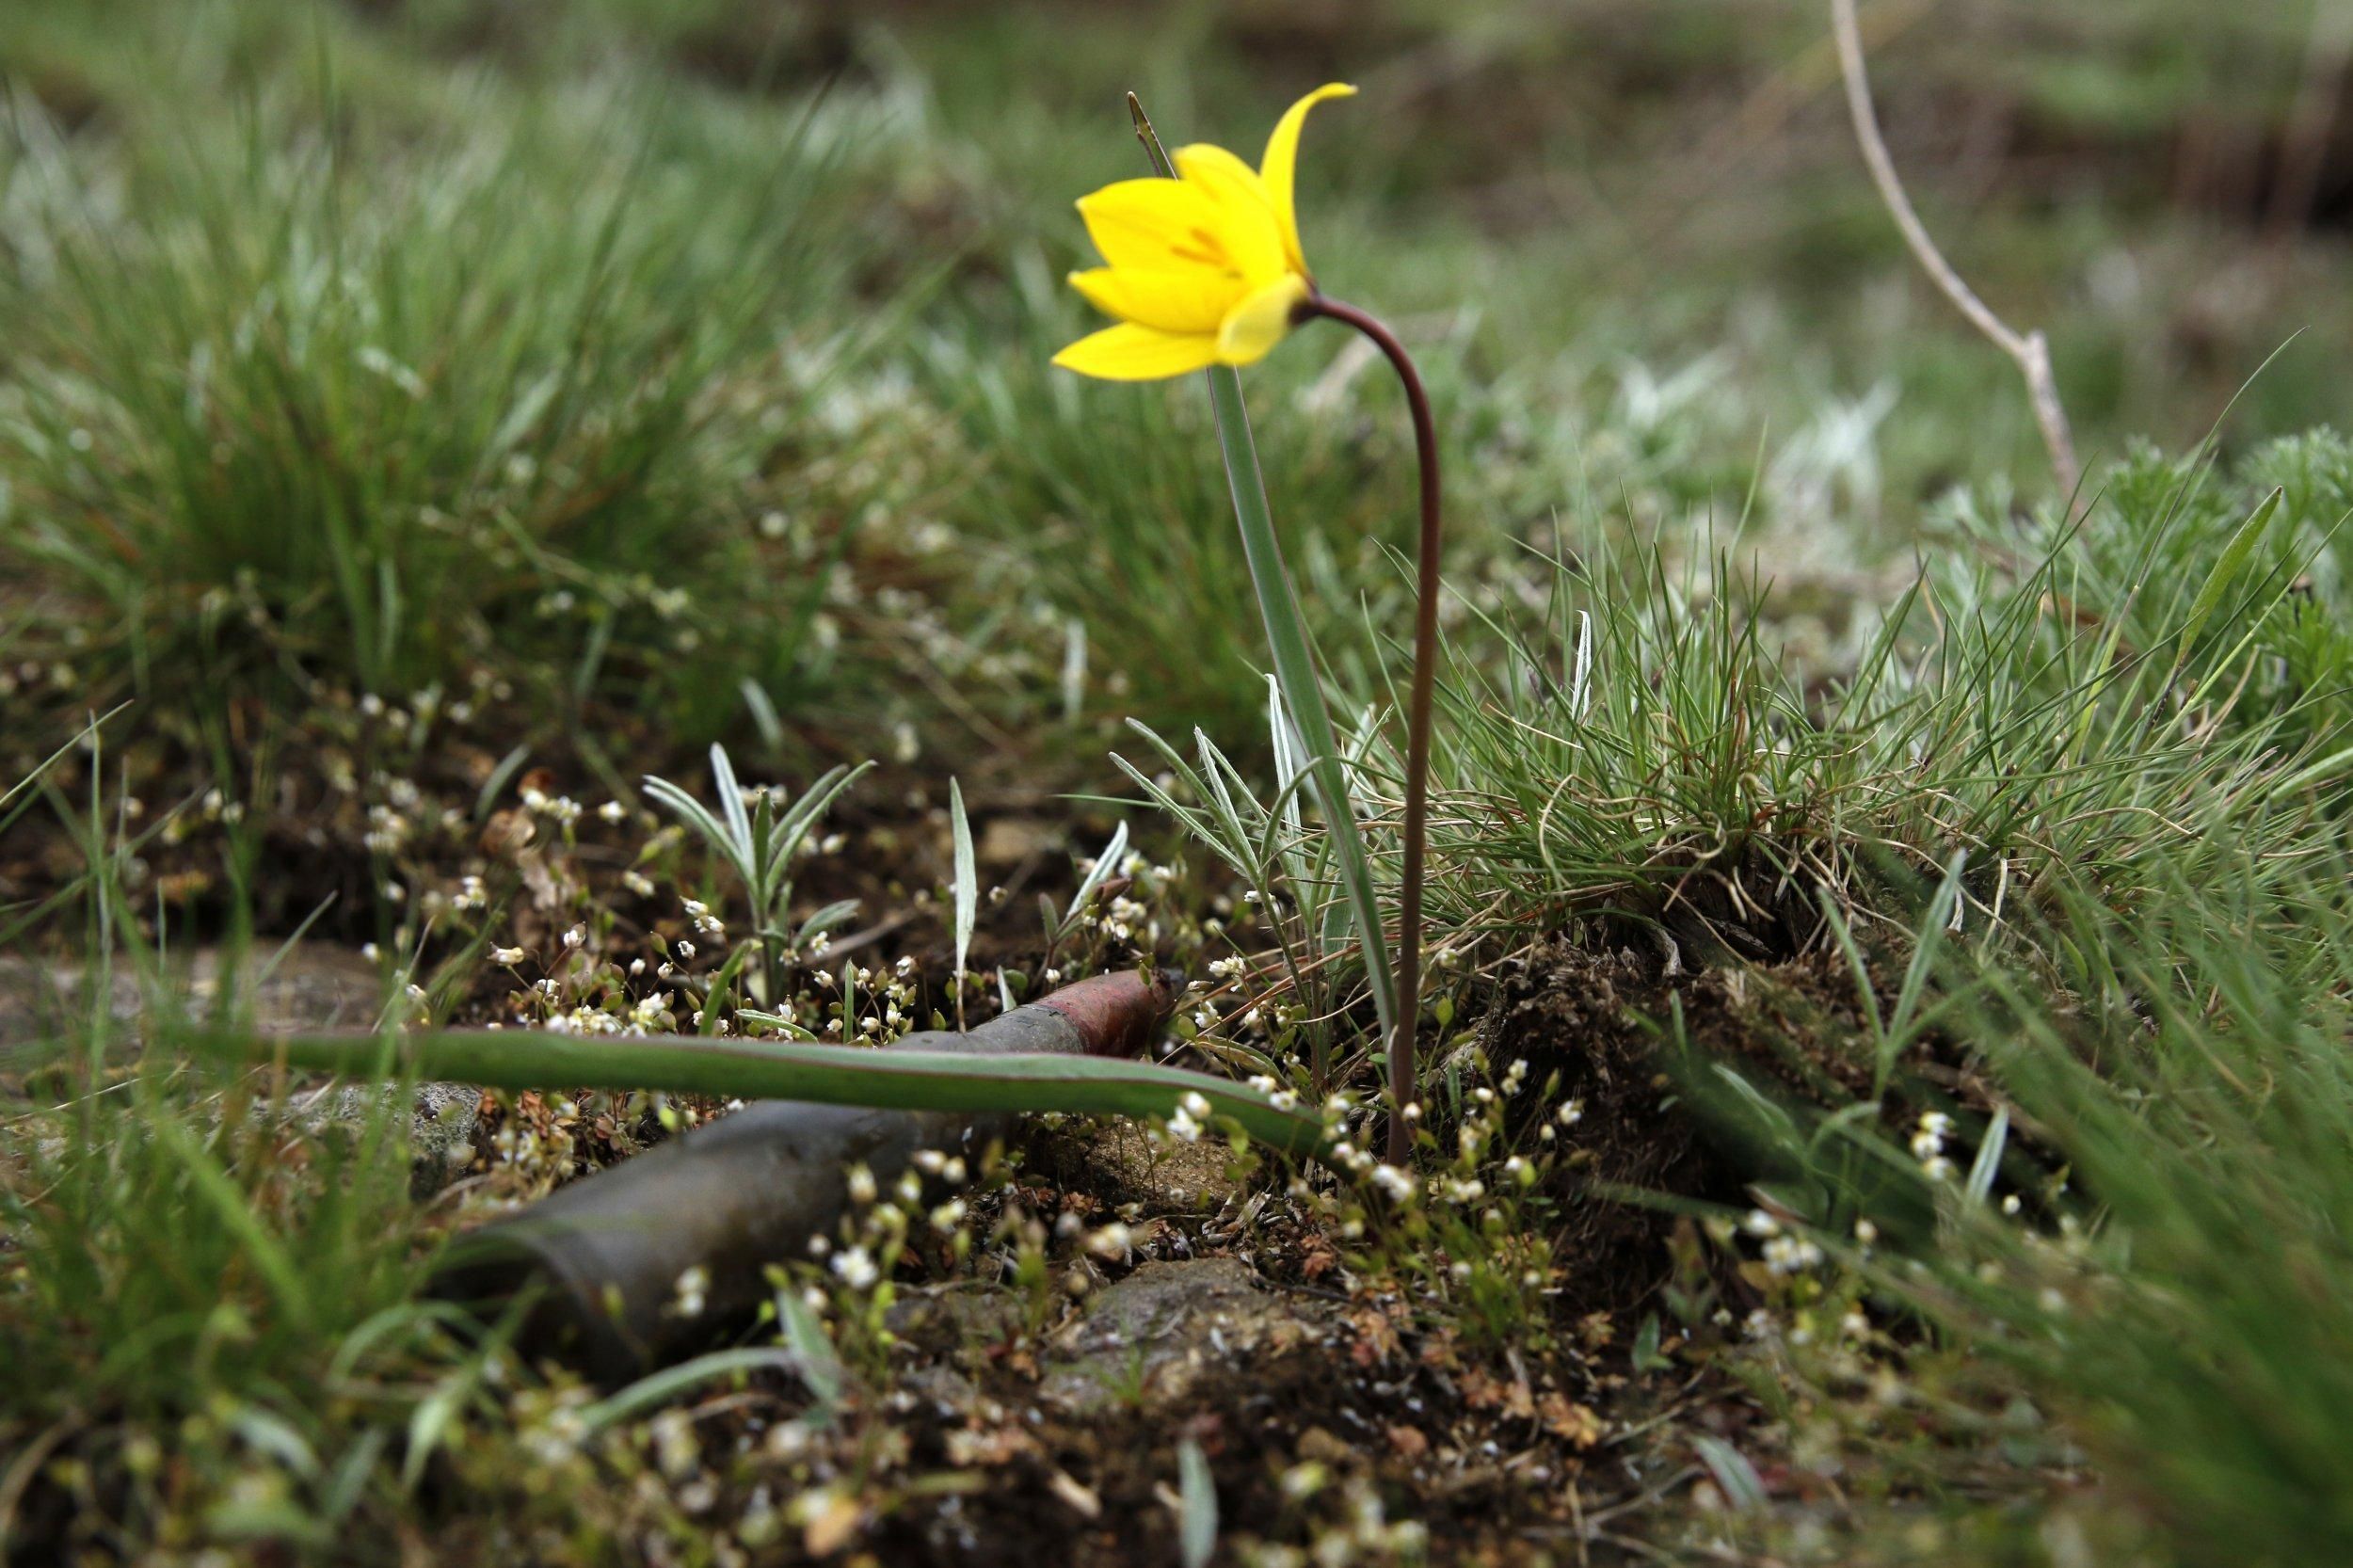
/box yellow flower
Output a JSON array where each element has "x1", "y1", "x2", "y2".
[{"x1": 1053, "y1": 84, "x2": 1356, "y2": 382}]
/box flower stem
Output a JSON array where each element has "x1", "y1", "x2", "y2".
[{"x1": 1305, "y1": 296, "x2": 1441, "y2": 1167}]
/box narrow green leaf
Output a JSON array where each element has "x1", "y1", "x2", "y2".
[
  {"x1": 710, "y1": 744, "x2": 754, "y2": 862},
  {"x1": 1965, "y1": 1106, "x2": 2010, "y2": 1208},
  {"x1": 2177, "y1": 485, "x2": 2282, "y2": 666},
  {"x1": 777, "y1": 1290, "x2": 846, "y2": 1420},
  {"x1": 1692, "y1": 1434, "x2": 1769, "y2": 1511},
  {"x1": 579, "y1": 1349, "x2": 800, "y2": 1435},
  {"x1": 1062, "y1": 821, "x2": 1128, "y2": 937},
  {"x1": 1177, "y1": 1438, "x2": 1219, "y2": 1568},
  {"x1": 198, "y1": 1028, "x2": 1332, "y2": 1156},
  {"x1": 1201, "y1": 363, "x2": 1401, "y2": 1047},
  {"x1": 950, "y1": 776, "x2": 977, "y2": 1022}
]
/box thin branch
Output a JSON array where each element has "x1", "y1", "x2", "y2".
[{"x1": 1829, "y1": 0, "x2": 2080, "y2": 499}]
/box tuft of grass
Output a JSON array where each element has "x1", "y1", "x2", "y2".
[
  {"x1": 0, "y1": 44, "x2": 900, "y2": 735},
  {"x1": 0, "y1": 795, "x2": 479, "y2": 1556}
]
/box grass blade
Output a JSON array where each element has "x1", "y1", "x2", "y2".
[
  {"x1": 1177, "y1": 1438, "x2": 1218, "y2": 1568},
  {"x1": 949, "y1": 776, "x2": 977, "y2": 1030},
  {"x1": 579, "y1": 1349, "x2": 800, "y2": 1435}
]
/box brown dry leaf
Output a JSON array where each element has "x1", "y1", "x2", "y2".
[
  {"x1": 1297, "y1": 1235, "x2": 1341, "y2": 1279},
  {"x1": 944, "y1": 1424, "x2": 1032, "y2": 1468},
  {"x1": 1385, "y1": 1424, "x2": 1431, "y2": 1460},
  {"x1": 1349, "y1": 1305, "x2": 1403, "y2": 1367},
  {"x1": 1539, "y1": 1393, "x2": 1604, "y2": 1448},
  {"x1": 477, "y1": 808, "x2": 536, "y2": 859},
  {"x1": 801, "y1": 1490, "x2": 862, "y2": 1557},
  {"x1": 1461, "y1": 1369, "x2": 1539, "y2": 1420},
  {"x1": 1048, "y1": 1469, "x2": 1102, "y2": 1519}
]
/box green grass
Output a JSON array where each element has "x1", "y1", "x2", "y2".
[
  {"x1": 0, "y1": 765, "x2": 465, "y2": 1554},
  {"x1": 8, "y1": 0, "x2": 2353, "y2": 1561},
  {"x1": 0, "y1": 4, "x2": 934, "y2": 744}
]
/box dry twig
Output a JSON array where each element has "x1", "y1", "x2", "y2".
[{"x1": 1829, "y1": 0, "x2": 2080, "y2": 500}]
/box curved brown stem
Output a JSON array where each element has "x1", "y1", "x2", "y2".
[{"x1": 1304, "y1": 295, "x2": 1440, "y2": 1167}]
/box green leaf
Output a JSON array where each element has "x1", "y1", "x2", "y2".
[
  {"x1": 1965, "y1": 1106, "x2": 2010, "y2": 1208},
  {"x1": 1692, "y1": 1434, "x2": 1769, "y2": 1511},
  {"x1": 578, "y1": 1349, "x2": 800, "y2": 1435},
  {"x1": 2181, "y1": 486, "x2": 2283, "y2": 660},
  {"x1": 1177, "y1": 1438, "x2": 1219, "y2": 1568},
  {"x1": 198, "y1": 1028, "x2": 1332, "y2": 1156},
  {"x1": 950, "y1": 776, "x2": 977, "y2": 985},
  {"x1": 777, "y1": 1290, "x2": 847, "y2": 1421},
  {"x1": 1632, "y1": 1312, "x2": 1673, "y2": 1372},
  {"x1": 1202, "y1": 363, "x2": 1400, "y2": 1049}
]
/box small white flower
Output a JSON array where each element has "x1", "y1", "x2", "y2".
[{"x1": 672, "y1": 1265, "x2": 711, "y2": 1318}]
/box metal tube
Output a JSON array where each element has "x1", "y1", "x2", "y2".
[{"x1": 431, "y1": 969, "x2": 1179, "y2": 1381}]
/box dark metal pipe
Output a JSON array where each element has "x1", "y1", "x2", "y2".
[{"x1": 432, "y1": 968, "x2": 1180, "y2": 1382}]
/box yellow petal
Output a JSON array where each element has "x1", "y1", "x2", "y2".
[
  {"x1": 1215, "y1": 274, "x2": 1310, "y2": 367},
  {"x1": 1170, "y1": 143, "x2": 1289, "y2": 289},
  {"x1": 1076, "y1": 177, "x2": 1230, "y2": 273},
  {"x1": 1258, "y1": 83, "x2": 1355, "y2": 276},
  {"x1": 1052, "y1": 322, "x2": 1222, "y2": 382},
  {"x1": 1066, "y1": 267, "x2": 1241, "y2": 335}
]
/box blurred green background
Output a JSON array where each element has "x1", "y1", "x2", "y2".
[{"x1": 2, "y1": 0, "x2": 2346, "y2": 765}]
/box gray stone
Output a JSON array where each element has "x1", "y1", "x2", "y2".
[
  {"x1": 2, "y1": 943, "x2": 477, "y2": 1194},
  {"x1": 0, "y1": 942, "x2": 390, "y2": 1045},
  {"x1": 308, "y1": 1079, "x2": 482, "y2": 1197},
  {"x1": 1036, "y1": 1258, "x2": 1337, "y2": 1416}
]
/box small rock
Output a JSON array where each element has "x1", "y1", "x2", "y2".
[
  {"x1": 311, "y1": 1080, "x2": 483, "y2": 1197},
  {"x1": 1037, "y1": 1258, "x2": 1334, "y2": 1416},
  {"x1": 0, "y1": 943, "x2": 388, "y2": 1046},
  {"x1": 0, "y1": 943, "x2": 479, "y2": 1196},
  {"x1": 887, "y1": 1281, "x2": 1029, "y2": 1360}
]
